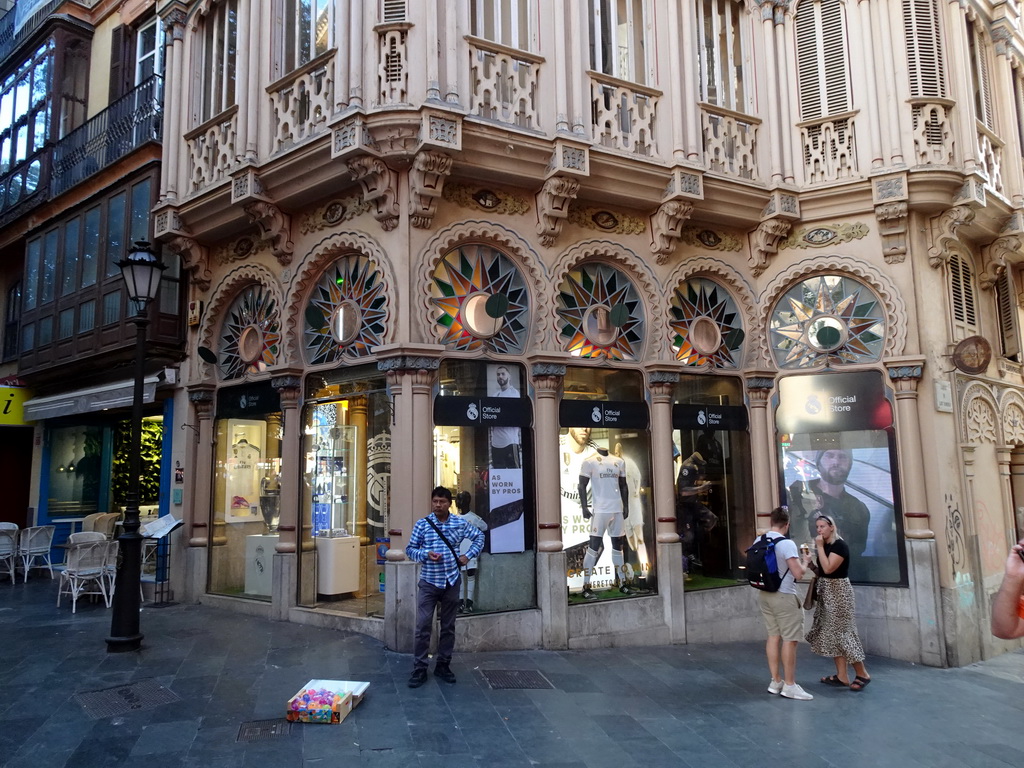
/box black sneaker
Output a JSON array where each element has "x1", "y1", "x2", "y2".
[
  {"x1": 408, "y1": 668, "x2": 428, "y2": 688},
  {"x1": 619, "y1": 584, "x2": 635, "y2": 595},
  {"x1": 581, "y1": 586, "x2": 597, "y2": 600},
  {"x1": 434, "y1": 664, "x2": 457, "y2": 684}
]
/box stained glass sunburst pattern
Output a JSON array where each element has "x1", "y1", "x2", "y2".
[
  {"x1": 220, "y1": 285, "x2": 281, "y2": 379},
  {"x1": 430, "y1": 245, "x2": 528, "y2": 353},
  {"x1": 770, "y1": 275, "x2": 886, "y2": 368},
  {"x1": 305, "y1": 255, "x2": 388, "y2": 364},
  {"x1": 670, "y1": 278, "x2": 744, "y2": 367},
  {"x1": 557, "y1": 262, "x2": 645, "y2": 360}
]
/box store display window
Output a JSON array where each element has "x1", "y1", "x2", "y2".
[
  {"x1": 298, "y1": 366, "x2": 391, "y2": 617},
  {"x1": 210, "y1": 383, "x2": 283, "y2": 600},
  {"x1": 671, "y1": 375, "x2": 753, "y2": 590},
  {"x1": 560, "y1": 367, "x2": 653, "y2": 603},
  {"x1": 46, "y1": 424, "x2": 107, "y2": 519},
  {"x1": 432, "y1": 360, "x2": 535, "y2": 613}
]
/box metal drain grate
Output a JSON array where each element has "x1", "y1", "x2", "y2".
[
  {"x1": 75, "y1": 679, "x2": 181, "y2": 719},
  {"x1": 237, "y1": 719, "x2": 292, "y2": 742},
  {"x1": 480, "y1": 669, "x2": 553, "y2": 690}
]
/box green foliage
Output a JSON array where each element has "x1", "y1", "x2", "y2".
[{"x1": 112, "y1": 420, "x2": 163, "y2": 505}]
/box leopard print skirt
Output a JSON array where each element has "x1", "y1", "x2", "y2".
[{"x1": 805, "y1": 576, "x2": 866, "y2": 663}]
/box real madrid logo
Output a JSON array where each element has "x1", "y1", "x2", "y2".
[
  {"x1": 591, "y1": 406, "x2": 602, "y2": 423},
  {"x1": 697, "y1": 409, "x2": 707, "y2": 426},
  {"x1": 466, "y1": 402, "x2": 479, "y2": 420},
  {"x1": 805, "y1": 395, "x2": 822, "y2": 415}
]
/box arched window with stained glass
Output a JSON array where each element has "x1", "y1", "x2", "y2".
[
  {"x1": 769, "y1": 274, "x2": 885, "y2": 368},
  {"x1": 219, "y1": 284, "x2": 281, "y2": 379},
  {"x1": 557, "y1": 262, "x2": 645, "y2": 360},
  {"x1": 670, "y1": 277, "x2": 745, "y2": 367},
  {"x1": 304, "y1": 254, "x2": 389, "y2": 365}
]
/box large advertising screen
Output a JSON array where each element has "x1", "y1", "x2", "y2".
[{"x1": 776, "y1": 371, "x2": 906, "y2": 585}]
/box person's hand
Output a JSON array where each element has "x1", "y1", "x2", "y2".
[
  {"x1": 581, "y1": 506, "x2": 592, "y2": 520},
  {"x1": 814, "y1": 535, "x2": 824, "y2": 548},
  {"x1": 1005, "y1": 539, "x2": 1024, "y2": 577},
  {"x1": 428, "y1": 551, "x2": 442, "y2": 562},
  {"x1": 458, "y1": 554, "x2": 469, "y2": 566}
]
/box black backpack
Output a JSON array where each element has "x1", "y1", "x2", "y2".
[{"x1": 745, "y1": 533, "x2": 787, "y2": 592}]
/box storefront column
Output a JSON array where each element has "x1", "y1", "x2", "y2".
[
  {"x1": 649, "y1": 369, "x2": 685, "y2": 643},
  {"x1": 886, "y1": 358, "x2": 945, "y2": 667},
  {"x1": 530, "y1": 357, "x2": 569, "y2": 650},
  {"x1": 377, "y1": 347, "x2": 442, "y2": 653},
  {"x1": 745, "y1": 373, "x2": 776, "y2": 531},
  {"x1": 271, "y1": 374, "x2": 302, "y2": 620},
  {"x1": 184, "y1": 386, "x2": 214, "y2": 603}
]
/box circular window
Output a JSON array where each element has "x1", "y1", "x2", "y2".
[
  {"x1": 237, "y1": 325, "x2": 264, "y2": 364},
  {"x1": 688, "y1": 315, "x2": 723, "y2": 357},
  {"x1": 583, "y1": 305, "x2": 619, "y2": 346},
  {"x1": 807, "y1": 316, "x2": 847, "y2": 352},
  {"x1": 331, "y1": 300, "x2": 363, "y2": 344},
  {"x1": 462, "y1": 293, "x2": 505, "y2": 338}
]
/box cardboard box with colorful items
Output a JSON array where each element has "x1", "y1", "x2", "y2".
[{"x1": 286, "y1": 680, "x2": 370, "y2": 724}]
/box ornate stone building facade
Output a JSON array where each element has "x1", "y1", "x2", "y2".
[{"x1": 153, "y1": 0, "x2": 1024, "y2": 666}]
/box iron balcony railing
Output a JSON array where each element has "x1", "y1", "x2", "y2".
[{"x1": 51, "y1": 75, "x2": 163, "y2": 198}]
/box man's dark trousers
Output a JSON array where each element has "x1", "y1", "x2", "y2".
[{"x1": 413, "y1": 577, "x2": 461, "y2": 670}]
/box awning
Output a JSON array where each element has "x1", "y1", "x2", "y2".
[{"x1": 22, "y1": 375, "x2": 162, "y2": 421}]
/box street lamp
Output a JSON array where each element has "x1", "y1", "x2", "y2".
[{"x1": 107, "y1": 240, "x2": 165, "y2": 653}]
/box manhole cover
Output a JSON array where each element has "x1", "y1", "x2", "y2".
[
  {"x1": 480, "y1": 670, "x2": 553, "y2": 690},
  {"x1": 75, "y1": 679, "x2": 181, "y2": 719},
  {"x1": 237, "y1": 719, "x2": 291, "y2": 742}
]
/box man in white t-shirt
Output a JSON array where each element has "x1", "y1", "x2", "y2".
[
  {"x1": 578, "y1": 447, "x2": 631, "y2": 599},
  {"x1": 489, "y1": 365, "x2": 521, "y2": 469},
  {"x1": 756, "y1": 505, "x2": 813, "y2": 701}
]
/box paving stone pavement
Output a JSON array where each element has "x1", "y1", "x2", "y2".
[{"x1": 2, "y1": 575, "x2": 1023, "y2": 767}]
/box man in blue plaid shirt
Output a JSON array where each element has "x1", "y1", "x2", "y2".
[{"x1": 406, "y1": 486, "x2": 485, "y2": 688}]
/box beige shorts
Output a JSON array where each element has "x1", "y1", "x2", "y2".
[{"x1": 758, "y1": 590, "x2": 804, "y2": 642}]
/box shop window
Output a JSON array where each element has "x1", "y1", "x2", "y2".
[
  {"x1": 46, "y1": 424, "x2": 105, "y2": 518},
  {"x1": 304, "y1": 254, "x2": 389, "y2": 364},
  {"x1": 671, "y1": 375, "x2": 752, "y2": 590},
  {"x1": 560, "y1": 367, "x2": 652, "y2": 602},
  {"x1": 670, "y1": 277, "x2": 745, "y2": 367},
  {"x1": 557, "y1": 262, "x2": 645, "y2": 360},
  {"x1": 769, "y1": 274, "x2": 885, "y2": 368},
  {"x1": 219, "y1": 284, "x2": 281, "y2": 379},
  {"x1": 210, "y1": 384, "x2": 284, "y2": 600},
  {"x1": 430, "y1": 244, "x2": 529, "y2": 353},
  {"x1": 433, "y1": 360, "x2": 535, "y2": 613},
  {"x1": 299, "y1": 366, "x2": 392, "y2": 616}
]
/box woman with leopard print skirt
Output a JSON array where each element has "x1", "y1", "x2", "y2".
[{"x1": 805, "y1": 514, "x2": 872, "y2": 691}]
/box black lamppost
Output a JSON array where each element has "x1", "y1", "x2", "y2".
[{"x1": 107, "y1": 240, "x2": 165, "y2": 653}]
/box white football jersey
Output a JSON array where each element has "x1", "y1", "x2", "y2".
[{"x1": 580, "y1": 453, "x2": 625, "y2": 515}]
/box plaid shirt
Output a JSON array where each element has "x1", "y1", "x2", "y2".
[{"x1": 406, "y1": 513, "x2": 485, "y2": 588}]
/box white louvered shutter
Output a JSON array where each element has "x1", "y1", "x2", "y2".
[
  {"x1": 795, "y1": 0, "x2": 849, "y2": 120},
  {"x1": 951, "y1": 253, "x2": 979, "y2": 340},
  {"x1": 382, "y1": 0, "x2": 406, "y2": 23},
  {"x1": 997, "y1": 269, "x2": 1021, "y2": 360},
  {"x1": 904, "y1": 0, "x2": 946, "y2": 98}
]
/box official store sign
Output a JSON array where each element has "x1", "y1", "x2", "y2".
[
  {"x1": 558, "y1": 399, "x2": 649, "y2": 429},
  {"x1": 433, "y1": 395, "x2": 531, "y2": 427},
  {"x1": 672, "y1": 404, "x2": 747, "y2": 431},
  {"x1": 776, "y1": 370, "x2": 892, "y2": 433}
]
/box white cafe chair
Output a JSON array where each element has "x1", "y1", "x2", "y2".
[
  {"x1": 17, "y1": 525, "x2": 55, "y2": 582},
  {"x1": 0, "y1": 527, "x2": 17, "y2": 584},
  {"x1": 57, "y1": 541, "x2": 110, "y2": 613}
]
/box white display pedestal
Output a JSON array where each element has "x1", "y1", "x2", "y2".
[
  {"x1": 316, "y1": 536, "x2": 359, "y2": 596},
  {"x1": 245, "y1": 533, "x2": 279, "y2": 596}
]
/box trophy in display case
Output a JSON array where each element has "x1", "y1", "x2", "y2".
[{"x1": 259, "y1": 470, "x2": 281, "y2": 532}]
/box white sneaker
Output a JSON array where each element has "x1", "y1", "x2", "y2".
[
  {"x1": 781, "y1": 683, "x2": 813, "y2": 701},
  {"x1": 767, "y1": 679, "x2": 784, "y2": 695}
]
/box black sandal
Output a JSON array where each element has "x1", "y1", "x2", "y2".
[
  {"x1": 850, "y1": 676, "x2": 871, "y2": 691},
  {"x1": 821, "y1": 675, "x2": 849, "y2": 686}
]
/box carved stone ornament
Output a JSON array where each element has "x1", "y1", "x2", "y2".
[
  {"x1": 781, "y1": 222, "x2": 869, "y2": 250},
  {"x1": 928, "y1": 205, "x2": 976, "y2": 268},
  {"x1": 166, "y1": 235, "x2": 212, "y2": 292},
  {"x1": 536, "y1": 175, "x2": 580, "y2": 247},
  {"x1": 679, "y1": 226, "x2": 743, "y2": 252},
  {"x1": 531, "y1": 362, "x2": 567, "y2": 378},
  {"x1": 244, "y1": 201, "x2": 294, "y2": 266},
  {"x1": 348, "y1": 156, "x2": 400, "y2": 231},
  {"x1": 875, "y1": 202, "x2": 909, "y2": 264},
  {"x1": 888, "y1": 365, "x2": 923, "y2": 381},
  {"x1": 299, "y1": 195, "x2": 372, "y2": 234},
  {"x1": 980, "y1": 211, "x2": 1024, "y2": 285},
  {"x1": 648, "y1": 370, "x2": 680, "y2": 385},
  {"x1": 410, "y1": 150, "x2": 454, "y2": 229},
  {"x1": 746, "y1": 376, "x2": 775, "y2": 391},
  {"x1": 751, "y1": 218, "x2": 793, "y2": 276},
  {"x1": 214, "y1": 236, "x2": 262, "y2": 265},
  {"x1": 376, "y1": 356, "x2": 441, "y2": 373},
  {"x1": 649, "y1": 200, "x2": 694, "y2": 263},
  {"x1": 567, "y1": 202, "x2": 645, "y2": 236},
  {"x1": 442, "y1": 183, "x2": 530, "y2": 215}
]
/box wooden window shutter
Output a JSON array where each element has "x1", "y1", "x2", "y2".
[
  {"x1": 795, "y1": 0, "x2": 848, "y2": 119},
  {"x1": 821, "y1": 0, "x2": 848, "y2": 114},
  {"x1": 108, "y1": 25, "x2": 131, "y2": 101},
  {"x1": 795, "y1": 2, "x2": 822, "y2": 119},
  {"x1": 997, "y1": 269, "x2": 1021, "y2": 360},
  {"x1": 950, "y1": 253, "x2": 978, "y2": 333},
  {"x1": 904, "y1": 0, "x2": 946, "y2": 98}
]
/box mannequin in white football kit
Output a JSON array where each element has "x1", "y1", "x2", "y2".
[
  {"x1": 578, "y1": 446, "x2": 632, "y2": 599},
  {"x1": 613, "y1": 442, "x2": 648, "y2": 575}
]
